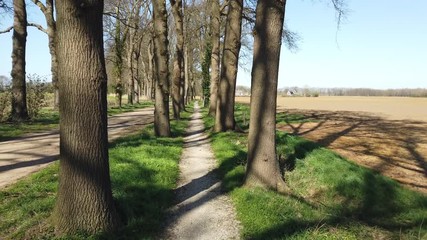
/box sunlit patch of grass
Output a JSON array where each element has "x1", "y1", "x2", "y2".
[
  {"x1": 107, "y1": 101, "x2": 154, "y2": 116},
  {"x1": 203, "y1": 103, "x2": 427, "y2": 240},
  {"x1": 0, "y1": 109, "x2": 190, "y2": 239}
]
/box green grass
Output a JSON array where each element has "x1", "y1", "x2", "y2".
[
  {"x1": 0, "y1": 108, "x2": 191, "y2": 239},
  {"x1": 203, "y1": 103, "x2": 427, "y2": 240},
  {"x1": 0, "y1": 101, "x2": 154, "y2": 141}
]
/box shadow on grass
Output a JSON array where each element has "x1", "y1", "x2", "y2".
[
  {"x1": 253, "y1": 148, "x2": 425, "y2": 239},
  {"x1": 208, "y1": 116, "x2": 427, "y2": 239},
  {"x1": 98, "y1": 129, "x2": 182, "y2": 239}
]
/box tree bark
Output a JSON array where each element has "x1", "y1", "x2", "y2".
[
  {"x1": 10, "y1": 0, "x2": 28, "y2": 121},
  {"x1": 54, "y1": 0, "x2": 121, "y2": 234},
  {"x1": 208, "y1": 0, "x2": 220, "y2": 116},
  {"x1": 170, "y1": 0, "x2": 184, "y2": 119},
  {"x1": 244, "y1": 0, "x2": 287, "y2": 192},
  {"x1": 214, "y1": 0, "x2": 243, "y2": 132},
  {"x1": 153, "y1": 0, "x2": 171, "y2": 137}
]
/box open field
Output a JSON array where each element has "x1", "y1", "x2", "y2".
[
  {"x1": 236, "y1": 96, "x2": 427, "y2": 193},
  {"x1": 237, "y1": 96, "x2": 427, "y2": 122}
]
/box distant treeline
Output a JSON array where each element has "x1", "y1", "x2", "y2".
[{"x1": 279, "y1": 87, "x2": 427, "y2": 98}]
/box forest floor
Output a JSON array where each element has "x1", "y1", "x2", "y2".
[
  {"x1": 0, "y1": 107, "x2": 154, "y2": 188},
  {"x1": 162, "y1": 102, "x2": 241, "y2": 240}
]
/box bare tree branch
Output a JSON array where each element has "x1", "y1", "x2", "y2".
[
  {"x1": 0, "y1": 26, "x2": 13, "y2": 34},
  {"x1": 28, "y1": 22, "x2": 47, "y2": 34},
  {"x1": 331, "y1": 0, "x2": 347, "y2": 30},
  {"x1": 31, "y1": 0, "x2": 47, "y2": 13}
]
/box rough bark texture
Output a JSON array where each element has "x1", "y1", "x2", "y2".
[
  {"x1": 244, "y1": 0, "x2": 287, "y2": 192},
  {"x1": 10, "y1": 0, "x2": 28, "y2": 121},
  {"x1": 208, "y1": 0, "x2": 220, "y2": 116},
  {"x1": 153, "y1": 0, "x2": 171, "y2": 137},
  {"x1": 54, "y1": 0, "x2": 121, "y2": 234},
  {"x1": 214, "y1": 0, "x2": 242, "y2": 132},
  {"x1": 170, "y1": 0, "x2": 184, "y2": 119}
]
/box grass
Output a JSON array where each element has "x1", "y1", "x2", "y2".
[
  {"x1": 202, "y1": 103, "x2": 427, "y2": 239},
  {"x1": 0, "y1": 101, "x2": 153, "y2": 141},
  {"x1": 0, "y1": 107, "x2": 191, "y2": 239}
]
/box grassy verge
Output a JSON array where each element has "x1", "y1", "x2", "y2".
[
  {"x1": 203, "y1": 103, "x2": 427, "y2": 239},
  {"x1": 0, "y1": 108, "x2": 191, "y2": 239},
  {"x1": 0, "y1": 101, "x2": 153, "y2": 141}
]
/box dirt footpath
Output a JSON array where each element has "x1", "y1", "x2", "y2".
[
  {"x1": 163, "y1": 102, "x2": 241, "y2": 240},
  {"x1": 0, "y1": 108, "x2": 154, "y2": 189}
]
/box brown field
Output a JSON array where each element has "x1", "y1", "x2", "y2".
[{"x1": 236, "y1": 96, "x2": 427, "y2": 193}]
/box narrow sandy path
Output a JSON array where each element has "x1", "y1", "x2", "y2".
[
  {"x1": 163, "y1": 102, "x2": 241, "y2": 240},
  {"x1": 0, "y1": 108, "x2": 154, "y2": 188}
]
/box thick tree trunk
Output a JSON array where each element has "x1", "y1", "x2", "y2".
[
  {"x1": 214, "y1": 0, "x2": 243, "y2": 132},
  {"x1": 10, "y1": 0, "x2": 28, "y2": 121},
  {"x1": 54, "y1": 0, "x2": 121, "y2": 234},
  {"x1": 153, "y1": 0, "x2": 171, "y2": 137},
  {"x1": 170, "y1": 0, "x2": 184, "y2": 119},
  {"x1": 244, "y1": 0, "x2": 287, "y2": 192},
  {"x1": 208, "y1": 0, "x2": 220, "y2": 116}
]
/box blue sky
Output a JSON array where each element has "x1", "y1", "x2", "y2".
[{"x1": 0, "y1": 0, "x2": 426, "y2": 89}]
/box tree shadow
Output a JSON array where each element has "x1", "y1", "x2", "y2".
[
  {"x1": 276, "y1": 108, "x2": 427, "y2": 193},
  {"x1": 100, "y1": 134, "x2": 181, "y2": 239}
]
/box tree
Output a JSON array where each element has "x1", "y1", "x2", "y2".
[
  {"x1": 53, "y1": 0, "x2": 121, "y2": 234},
  {"x1": 214, "y1": 0, "x2": 243, "y2": 132},
  {"x1": 244, "y1": 0, "x2": 287, "y2": 192},
  {"x1": 170, "y1": 0, "x2": 184, "y2": 119},
  {"x1": 30, "y1": 0, "x2": 59, "y2": 108},
  {"x1": 10, "y1": 0, "x2": 29, "y2": 121},
  {"x1": 201, "y1": 42, "x2": 211, "y2": 106},
  {"x1": 153, "y1": 0, "x2": 171, "y2": 137},
  {"x1": 208, "y1": 0, "x2": 220, "y2": 116}
]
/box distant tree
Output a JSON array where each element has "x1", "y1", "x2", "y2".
[
  {"x1": 208, "y1": 0, "x2": 220, "y2": 116},
  {"x1": 30, "y1": 0, "x2": 59, "y2": 108},
  {"x1": 201, "y1": 42, "x2": 211, "y2": 107},
  {"x1": 153, "y1": 0, "x2": 171, "y2": 137},
  {"x1": 170, "y1": 0, "x2": 184, "y2": 119},
  {"x1": 244, "y1": 0, "x2": 287, "y2": 192},
  {"x1": 10, "y1": 0, "x2": 29, "y2": 121},
  {"x1": 53, "y1": 0, "x2": 121, "y2": 234},
  {"x1": 214, "y1": 0, "x2": 243, "y2": 132}
]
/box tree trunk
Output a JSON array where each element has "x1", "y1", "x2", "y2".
[
  {"x1": 10, "y1": 0, "x2": 28, "y2": 121},
  {"x1": 208, "y1": 0, "x2": 220, "y2": 116},
  {"x1": 244, "y1": 0, "x2": 287, "y2": 192},
  {"x1": 170, "y1": 0, "x2": 184, "y2": 119},
  {"x1": 31, "y1": 0, "x2": 58, "y2": 108},
  {"x1": 54, "y1": 0, "x2": 121, "y2": 234},
  {"x1": 153, "y1": 0, "x2": 171, "y2": 137},
  {"x1": 127, "y1": 26, "x2": 135, "y2": 105},
  {"x1": 148, "y1": 39, "x2": 155, "y2": 100},
  {"x1": 183, "y1": 45, "x2": 189, "y2": 105},
  {"x1": 214, "y1": 0, "x2": 243, "y2": 132}
]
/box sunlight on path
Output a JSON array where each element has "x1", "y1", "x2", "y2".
[{"x1": 163, "y1": 102, "x2": 241, "y2": 240}]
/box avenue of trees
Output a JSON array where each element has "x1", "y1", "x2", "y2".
[{"x1": 0, "y1": 0, "x2": 349, "y2": 236}]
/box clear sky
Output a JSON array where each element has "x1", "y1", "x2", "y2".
[{"x1": 0, "y1": 0, "x2": 426, "y2": 89}]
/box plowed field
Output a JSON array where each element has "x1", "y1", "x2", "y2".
[{"x1": 236, "y1": 96, "x2": 427, "y2": 193}]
